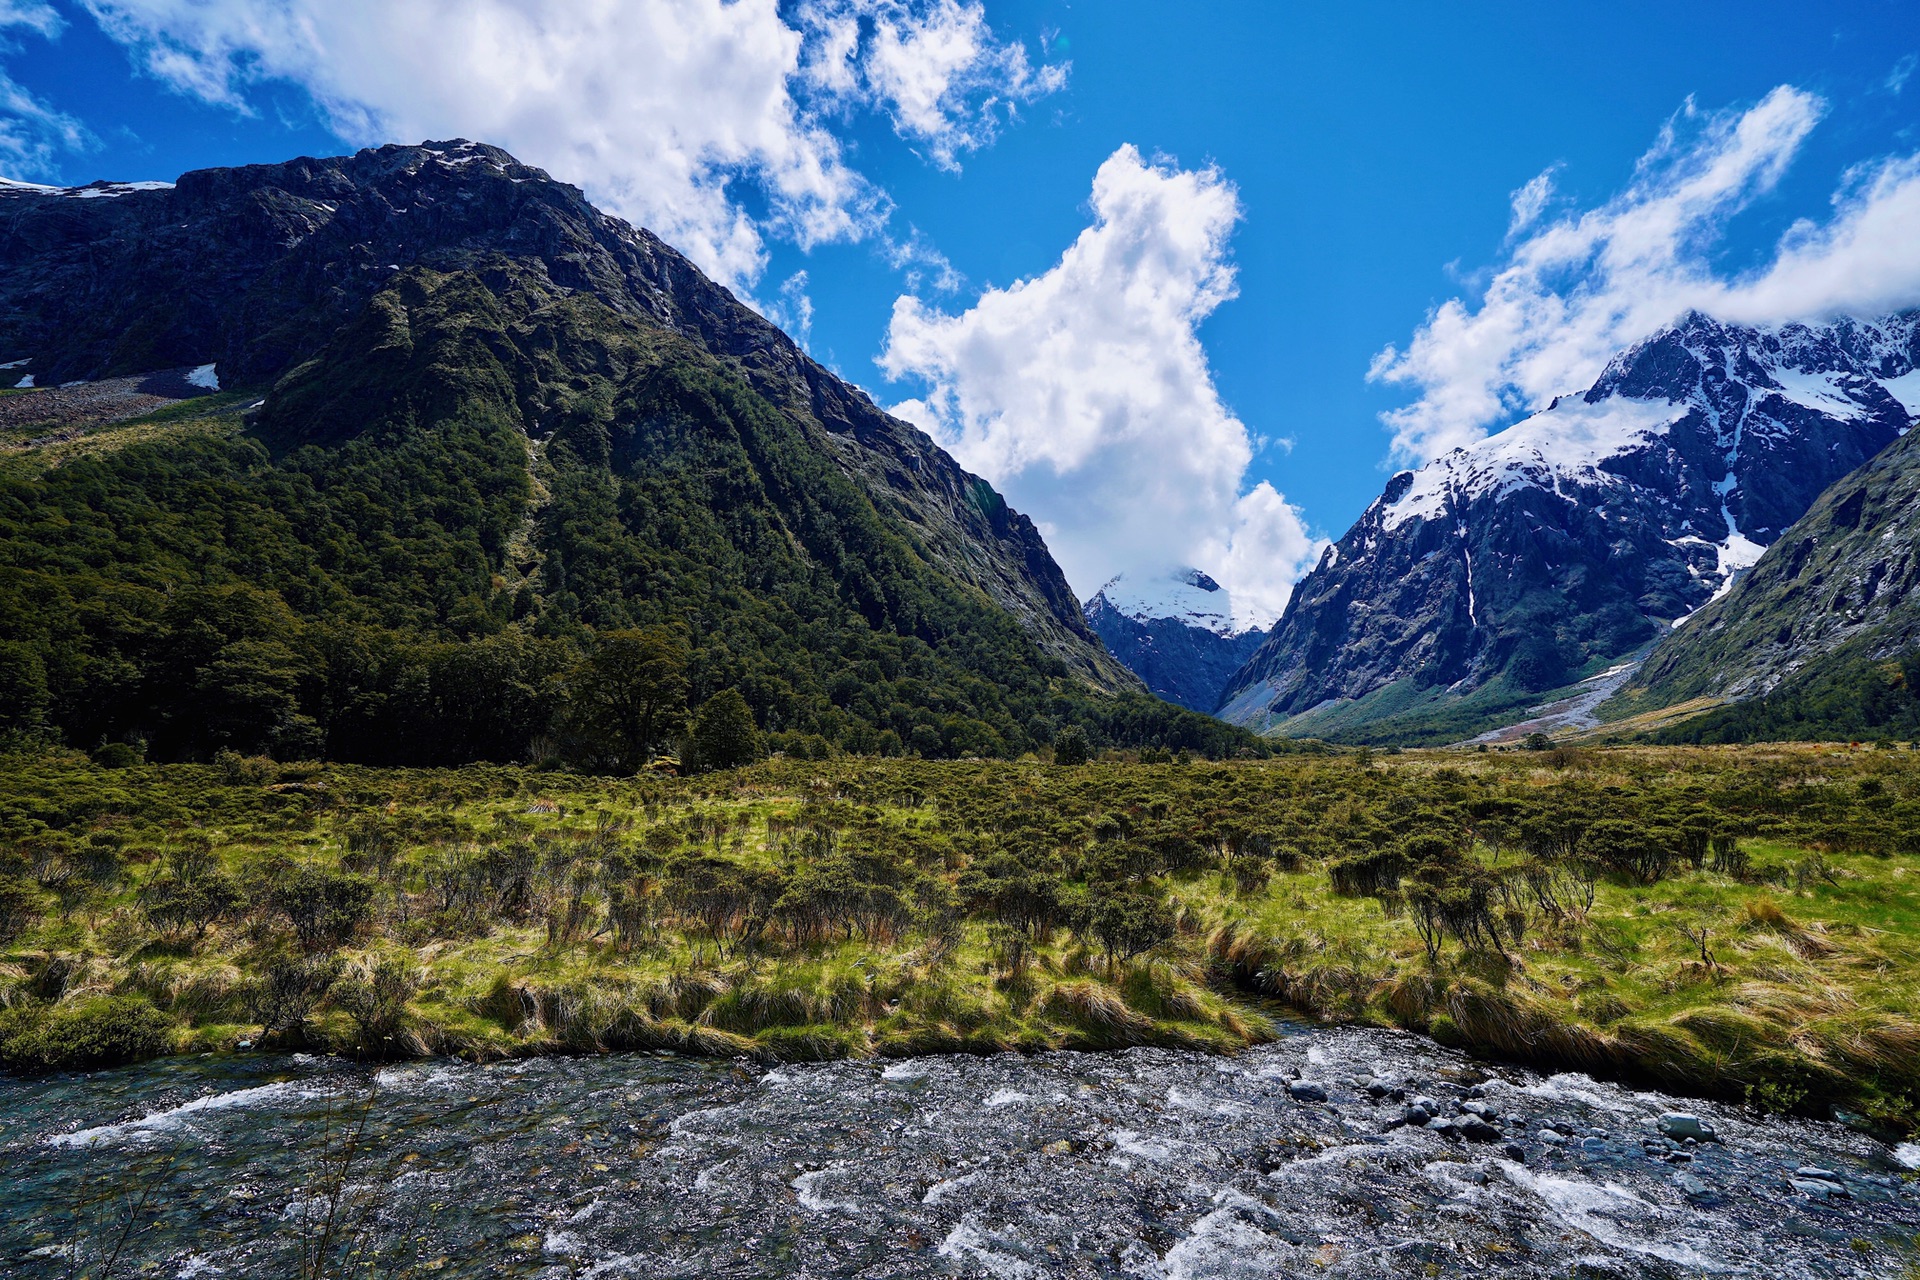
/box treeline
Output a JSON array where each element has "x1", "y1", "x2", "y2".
[
  {"x1": 1656, "y1": 647, "x2": 1920, "y2": 746},
  {"x1": 0, "y1": 271, "x2": 1263, "y2": 768}
]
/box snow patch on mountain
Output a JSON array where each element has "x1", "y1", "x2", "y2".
[
  {"x1": 0, "y1": 179, "x2": 175, "y2": 199},
  {"x1": 1088, "y1": 568, "x2": 1249, "y2": 637},
  {"x1": 1382, "y1": 396, "x2": 1686, "y2": 531}
]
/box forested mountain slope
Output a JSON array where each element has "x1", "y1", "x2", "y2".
[
  {"x1": 1612, "y1": 421, "x2": 1920, "y2": 743},
  {"x1": 0, "y1": 143, "x2": 1252, "y2": 765},
  {"x1": 1218, "y1": 312, "x2": 1918, "y2": 744}
]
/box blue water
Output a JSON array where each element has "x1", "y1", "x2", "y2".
[{"x1": 4, "y1": 1026, "x2": 1917, "y2": 1277}]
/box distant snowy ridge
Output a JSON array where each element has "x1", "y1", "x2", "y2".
[
  {"x1": 1376, "y1": 310, "x2": 1920, "y2": 607},
  {"x1": 1083, "y1": 566, "x2": 1267, "y2": 715},
  {"x1": 1218, "y1": 309, "x2": 1917, "y2": 740},
  {"x1": 1, "y1": 177, "x2": 175, "y2": 199},
  {"x1": 1086, "y1": 567, "x2": 1252, "y2": 638}
]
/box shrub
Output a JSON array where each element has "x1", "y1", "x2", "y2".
[
  {"x1": 248, "y1": 954, "x2": 345, "y2": 1039},
  {"x1": 1328, "y1": 848, "x2": 1408, "y2": 898},
  {"x1": 0, "y1": 996, "x2": 175, "y2": 1071},
  {"x1": 334, "y1": 957, "x2": 421, "y2": 1058},
  {"x1": 141, "y1": 868, "x2": 243, "y2": 940},
  {"x1": 0, "y1": 876, "x2": 41, "y2": 943},
  {"x1": 274, "y1": 866, "x2": 375, "y2": 951},
  {"x1": 90, "y1": 742, "x2": 141, "y2": 769}
]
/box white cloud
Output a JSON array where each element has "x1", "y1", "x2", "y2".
[
  {"x1": 768, "y1": 270, "x2": 815, "y2": 345},
  {"x1": 1507, "y1": 166, "x2": 1555, "y2": 235},
  {"x1": 0, "y1": 2, "x2": 61, "y2": 37},
  {"x1": 1888, "y1": 54, "x2": 1916, "y2": 96},
  {"x1": 801, "y1": 0, "x2": 1066, "y2": 170},
  {"x1": 1376, "y1": 85, "x2": 1920, "y2": 463},
  {"x1": 77, "y1": 0, "x2": 1060, "y2": 287},
  {"x1": 880, "y1": 144, "x2": 1322, "y2": 628},
  {"x1": 0, "y1": 3, "x2": 92, "y2": 180}
]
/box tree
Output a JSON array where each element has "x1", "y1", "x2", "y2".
[
  {"x1": 1053, "y1": 726, "x2": 1091, "y2": 766},
  {"x1": 687, "y1": 689, "x2": 761, "y2": 772},
  {"x1": 568, "y1": 627, "x2": 688, "y2": 772}
]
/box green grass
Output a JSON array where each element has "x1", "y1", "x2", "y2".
[{"x1": 5, "y1": 744, "x2": 1920, "y2": 1128}]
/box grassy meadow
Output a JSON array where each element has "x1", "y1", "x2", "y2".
[{"x1": 4, "y1": 743, "x2": 1920, "y2": 1129}]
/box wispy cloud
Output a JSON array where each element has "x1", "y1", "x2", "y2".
[
  {"x1": 1373, "y1": 86, "x2": 1920, "y2": 462},
  {"x1": 799, "y1": 0, "x2": 1066, "y2": 171},
  {"x1": 1887, "y1": 53, "x2": 1916, "y2": 95},
  {"x1": 1507, "y1": 165, "x2": 1557, "y2": 235},
  {"x1": 881, "y1": 145, "x2": 1321, "y2": 626},
  {"x1": 0, "y1": 3, "x2": 92, "y2": 180}
]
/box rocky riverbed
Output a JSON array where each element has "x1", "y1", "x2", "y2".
[{"x1": 4, "y1": 1025, "x2": 1918, "y2": 1277}]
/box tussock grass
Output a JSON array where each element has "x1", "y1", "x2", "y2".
[{"x1": 5, "y1": 747, "x2": 1920, "y2": 1124}]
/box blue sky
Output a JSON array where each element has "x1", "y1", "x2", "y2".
[{"x1": 6, "y1": 0, "x2": 1920, "y2": 623}]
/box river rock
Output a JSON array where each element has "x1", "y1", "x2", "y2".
[
  {"x1": 1288, "y1": 1081, "x2": 1329, "y2": 1103},
  {"x1": 1460, "y1": 1119, "x2": 1502, "y2": 1143},
  {"x1": 1675, "y1": 1172, "x2": 1713, "y2": 1200},
  {"x1": 1658, "y1": 1113, "x2": 1716, "y2": 1141},
  {"x1": 1538, "y1": 1129, "x2": 1566, "y2": 1145}
]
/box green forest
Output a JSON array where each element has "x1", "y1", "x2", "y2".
[
  {"x1": 0, "y1": 267, "x2": 1254, "y2": 771},
  {"x1": 6, "y1": 743, "x2": 1920, "y2": 1130}
]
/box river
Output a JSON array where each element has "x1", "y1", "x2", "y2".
[{"x1": 3, "y1": 1025, "x2": 1916, "y2": 1277}]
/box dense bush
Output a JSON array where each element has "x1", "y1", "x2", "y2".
[{"x1": 0, "y1": 995, "x2": 174, "y2": 1072}]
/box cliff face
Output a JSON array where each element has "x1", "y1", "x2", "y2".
[
  {"x1": 0, "y1": 142, "x2": 1122, "y2": 686},
  {"x1": 1218, "y1": 312, "x2": 1917, "y2": 741},
  {"x1": 1617, "y1": 421, "x2": 1920, "y2": 712}
]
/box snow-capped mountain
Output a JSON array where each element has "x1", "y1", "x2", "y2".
[
  {"x1": 1084, "y1": 568, "x2": 1266, "y2": 714},
  {"x1": 1218, "y1": 311, "x2": 1919, "y2": 741}
]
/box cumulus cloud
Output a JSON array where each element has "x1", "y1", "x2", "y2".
[
  {"x1": 881, "y1": 144, "x2": 1322, "y2": 628},
  {"x1": 0, "y1": 2, "x2": 92, "y2": 180},
  {"x1": 77, "y1": 0, "x2": 1061, "y2": 287},
  {"x1": 1374, "y1": 85, "x2": 1920, "y2": 462}
]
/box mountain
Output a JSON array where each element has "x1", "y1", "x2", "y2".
[
  {"x1": 0, "y1": 142, "x2": 1257, "y2": 765},
  {"x1": 1217, "y1": 312, "x2": 1919, "y2": 744},
  {"x1": 1081, "y1": 568, "x2": 1266, "y2": 714},
  {"x1": 1607, "y1": 418, "x2": 1920, "y2": 742}
]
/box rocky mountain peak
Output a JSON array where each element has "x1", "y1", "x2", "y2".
[{"x1": 1217, "y1": 310, "x2": 1917, "y2": 743}]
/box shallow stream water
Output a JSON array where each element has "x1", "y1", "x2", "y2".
[{"x1": 4, "y1": 1026, "x2": 1918, "y2": 1278}]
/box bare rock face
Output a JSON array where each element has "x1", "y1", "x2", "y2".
[
  {"x1": 1218, "y1": 313, "x2": 1917, "y2": 741},
  {"x1": 1619, "y1": 420, "x2": 1920, "y2": 712},
  {"x1": 0, "y1": 141, "x2": 1122, "y2": 687}
]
